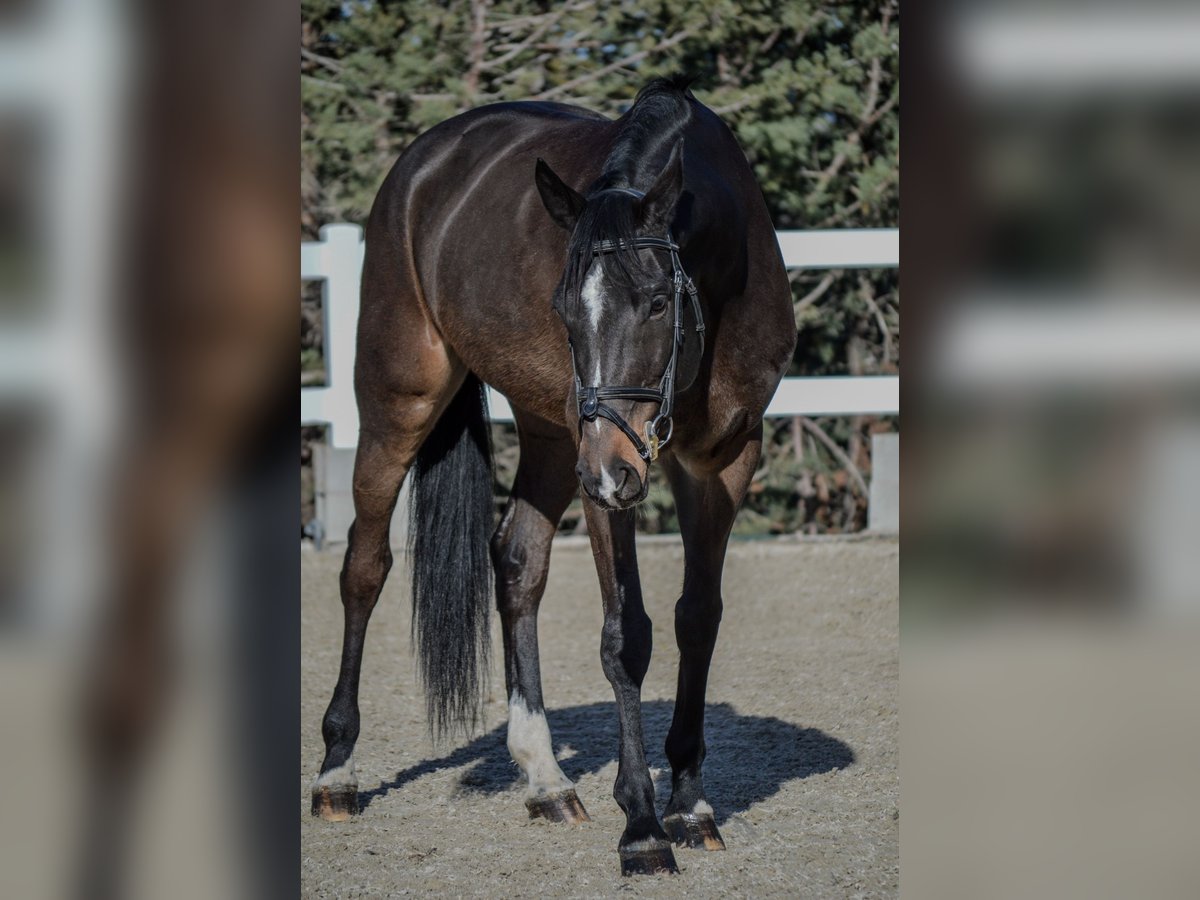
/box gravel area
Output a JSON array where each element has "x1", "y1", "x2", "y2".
[{"x1": 301, "y1": 536, "x2": 898, "y2": 897}]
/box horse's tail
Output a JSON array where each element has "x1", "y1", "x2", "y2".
[{"x1": 407, "y1": 373, "x2": 494, "y2": 739}]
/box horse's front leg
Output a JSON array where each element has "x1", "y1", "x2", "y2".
[
  {"x1": 660, "y1": 427, "x2": 762, "y2": 851},
  {"x1": 583, "y1": 502, "x2": 678, "y2": 876},
  {"x1": 493, "y1": 423, "x2": 590, "y2": 824}
]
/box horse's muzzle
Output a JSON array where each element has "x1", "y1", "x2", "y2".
[{"x1": 576, "y1": 459, "x2": 647, "y2": 510}]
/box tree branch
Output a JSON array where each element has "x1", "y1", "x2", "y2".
[
  {"x1": 800, "y1": 417, "x2": 869, "y2": 497},
  {"x1": 816, "y1": 168, "x2": 897, "y2": 227},
  {"x1": 738, "y1": 27, "x2": 783, "y2": 78},
  {"x1": 531, "y1": 28, "x2": 692, "y2": 101},
  {"x1": 482, "y1": 2, "x2": 592, "y2": 71},
  {"x1": 791, "y1": 271, "x2": 838, "y2": 323},
  {"x1": 463, "y1": 0, "x2": 489, "y2": 100},
  {"x1": 492, "y1": 10, "x2": 564, "y2": 33},
  {"x1": 300, "y1": 46, "x2": 343, "y2": 73},
  {"x1": 713, "y1": 93, "x2": 760, "y2": 116},
  {"x1": 858, "y1": 273, "x2": 894, "y2": 365},
  {"x1": 815, "y1": 4, "x2": 895, "y2": 193},
  {"x1": 862, "y1": 90, "x2": 898, "y2": 130},
  {"x1": 301, "y1": 74, "x2": 345, "y2": 93}
]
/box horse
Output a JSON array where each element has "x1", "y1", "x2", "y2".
[{"x1": 311, "y1": 77, "x2": 795, "y2": 876}]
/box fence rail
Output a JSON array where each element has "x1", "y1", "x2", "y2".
[{"x1": 302, "y1": 224, "x2": 899, "y2": 447}]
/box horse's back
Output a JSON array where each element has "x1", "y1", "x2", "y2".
[
  {"x1": 375, "y1": 101, "x2": 607, "y2": 206},
  {"x1": 366, "y1": 99, "x2": 610, "y2": 274},
  {"x1": 357, "y1": 101, "x2": 609, "y2": 424}
]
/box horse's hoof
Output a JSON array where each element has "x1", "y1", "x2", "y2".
[
  {"x1": 619, "y1": 841, "x2": 679, "y2": 876},
  {"x1": 664, "y1": 812, "x2": 726, "y2": 851},
  {"x1": 311, "y1": 785, "x2": 359, "y2": 821},
  {"x1": 525, "y1": 789, "x2": 591, "y2": 824}
]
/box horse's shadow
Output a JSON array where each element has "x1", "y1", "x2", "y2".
[{"x1": 358, "y1": 700, "x2": 854, "y2": 823}]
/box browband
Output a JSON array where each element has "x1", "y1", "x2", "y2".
[
  {"x1": 591, "y1": 236, "x2": 677, "y2": 256},
  {"x1": 592, "y1": 186, "x2": 647, "y2": 200}
]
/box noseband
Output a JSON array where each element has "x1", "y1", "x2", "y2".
[{"x1": 568, "y1": 212, "x2": 705, "y2": 462}]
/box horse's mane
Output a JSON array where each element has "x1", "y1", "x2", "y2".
[{"x1": 562, "y1": 77, "x2": 695, "y2": 305}]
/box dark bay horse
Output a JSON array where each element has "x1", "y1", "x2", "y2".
[{"x1": 312, "y1": 78, "x2": 795, "y2": 876}]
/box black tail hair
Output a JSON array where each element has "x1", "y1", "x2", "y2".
[{"x1": 407, "y1": 374, "x2": 494, "y2": 739}]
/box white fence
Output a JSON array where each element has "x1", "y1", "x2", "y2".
[
  {"x1": 1, "y1": 1, "x2": 126, "y2": 626},
  {"x1": 302, "y1": 224, "x2": 900, "y2": 447}
]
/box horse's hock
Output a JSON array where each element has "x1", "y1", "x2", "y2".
[{"x1": 310, "y1": 442, "x2": 410, "y2": 550}]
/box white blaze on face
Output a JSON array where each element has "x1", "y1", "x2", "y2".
[
  {"x1": 599, "y1": 465, "x2": 620, "y2": 505},
  {"x1": 577, "y1": 261, "x2": 635, "y2": 499},
  {"x1": 507, "y1": 691, "x2": 574, "y2": 798},
  {"x1": 581, "y1": 264, "x2": 606, "y2": 332},
  {"x1": 581, "y1": 264, "x2": 606, "y2": 435}
]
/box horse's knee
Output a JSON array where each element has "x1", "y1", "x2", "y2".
[
  {"x1": 489, "y1": 526, "x2": 524, "y2": 591},
  {"x1": 600, "y1": 608, "x2": 653, "y2": 686},
  {"x1": 491, "y1": 517, "x2": 549, "y2": 616}
]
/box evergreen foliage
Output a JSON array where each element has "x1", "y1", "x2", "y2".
[{"x1": 301, "y1": 0, "x2": 898, "y2": 534}]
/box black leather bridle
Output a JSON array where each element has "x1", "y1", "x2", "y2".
[{"x1": 567, "y1": 194, "x2": 705, "y2": 462}]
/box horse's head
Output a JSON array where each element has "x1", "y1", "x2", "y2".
[{"x1": 536, "y1": 142, "x2": 703, "y2": 510}]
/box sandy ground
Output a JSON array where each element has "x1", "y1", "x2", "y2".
[{"x1": 301, "y1": 536, "x2": 898, "y2": 898}]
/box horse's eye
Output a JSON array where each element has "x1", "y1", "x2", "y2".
[{"x1": 649, "y1": 294, "x2": 668, "y2": 315}]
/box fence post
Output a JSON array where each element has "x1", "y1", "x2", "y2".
[
  {"x1": 868, "y1": 433, "x2": 900, "y2": 533},
  {"x1": 320, "y1": 223, "x2": 364, "y2": 448}
]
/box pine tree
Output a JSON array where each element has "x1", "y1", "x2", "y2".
[{"x1": 301, "y1": 0, "x2": 899, "y2": 533}]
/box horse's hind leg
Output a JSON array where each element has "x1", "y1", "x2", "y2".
[
  {"x1": 660, "y1": 427, "x2": 762, "y2": 850},
  {"x1": 491, "y1": 415, "x2": 588, "y2": 823},
  {"x1": 312, "y1": 250, "x2": 463, "y2": 820}
]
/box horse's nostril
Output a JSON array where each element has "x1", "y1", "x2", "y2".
[{"x1": 616, "y1": 463, "x2": 641, "y2": 501}]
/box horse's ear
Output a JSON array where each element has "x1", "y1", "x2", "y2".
[
  {"x1": 639, "y1": 139, "x2": 684, "y2": 231},
  {"x1": 535, "y1": 158, "x2": 585, "y2": 230}
]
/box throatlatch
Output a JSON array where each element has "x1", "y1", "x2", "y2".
[{"x1": 568, "y1": 232, "x2": 705, "y2": 462}]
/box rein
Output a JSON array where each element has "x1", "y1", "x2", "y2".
[{"x1": 568, "y1": 225, "x2": 705, "y2": 462}]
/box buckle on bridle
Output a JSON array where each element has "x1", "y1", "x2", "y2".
[
  {"x1": 645, "y1": 416, "x2": 673, "y2": 461},
  {"x1": 580, "y1": 388, "x2": 599, "y2": 419}
]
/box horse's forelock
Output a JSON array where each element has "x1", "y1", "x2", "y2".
[
  {"x1": 561, "y1": 78, "x2": 694, "y2": 307},
  {"x1": 562, "y1": 193, "x2": 647, "y2": 307}
]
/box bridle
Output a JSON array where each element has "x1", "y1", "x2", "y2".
[{"x1": 566, "y1": 188, "x2": 705, "y2": 462}]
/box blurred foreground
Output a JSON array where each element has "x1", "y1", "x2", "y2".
[
  {"x1": 904, "y1": 3, "x2": 1200, "y2": 897},
  {"x1": 2, "y1": 0, "x2": 1200, "y2": 896},
  {"x1": 1, "y1": 1, "x2": 295, "y2": 897}
]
